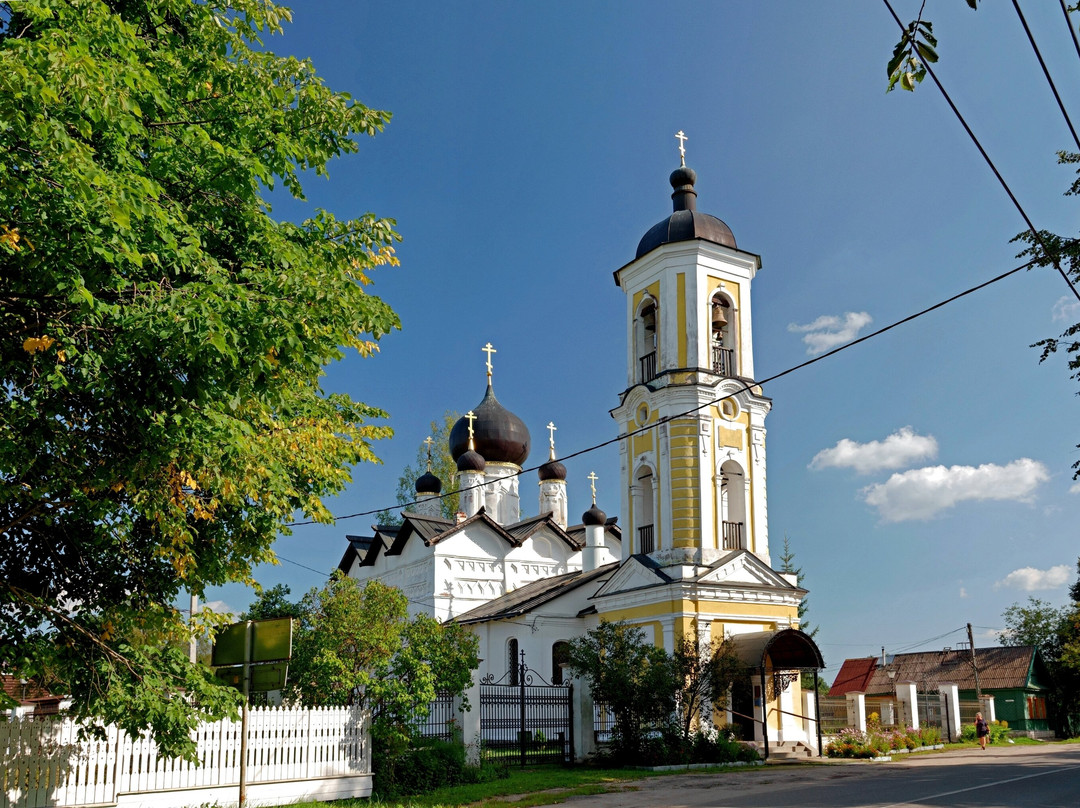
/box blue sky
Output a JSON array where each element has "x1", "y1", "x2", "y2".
[{"x1": 204, "y1": 1, "x2": 1080, "y2": 682}]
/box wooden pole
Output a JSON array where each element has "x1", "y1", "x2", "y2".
[{"x1": 967, "y1": 623, "x2": 983, "y2": 699}]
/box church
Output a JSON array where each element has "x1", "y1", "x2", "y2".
[{"x1": 338, "y1": 140, "x2": 824, "y2": 750}]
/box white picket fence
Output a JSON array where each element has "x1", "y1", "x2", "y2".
[{"x1": 1, "y1": 706, "x2": 371, "y2": 808}]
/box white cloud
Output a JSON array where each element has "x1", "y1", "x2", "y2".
[
  {"x1": 994, "y1": 565, "x2": 1072, "y2": 591},
  {"x1": 861, "y1": 458, "x2": 1049, "y2": 522},
  {"x1": 959, "y1": 587, "x2": 968, "y2": 599},
  {"x1": 1070, "y1": 480, "x2": 1080, "y2": 495},
  {"x1": 810, "y1": 426, "x2": 938, "y2": 474},
  {"x1": 1051, "y1": 295, "x2": 1080, "y2": 324},
  {"x1": 788, "y1": 311, "x2": 872, "y2": 355},
  {"x1": 199, "y1": 600, "x2": 234, "y2": 616}
]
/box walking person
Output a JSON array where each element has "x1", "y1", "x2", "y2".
[{"x1": 975, "y1": 712, "x2": 989, "y2": 750}]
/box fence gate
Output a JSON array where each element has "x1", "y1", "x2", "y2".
[{"x1": 480, "y1": 652, "x2": 572, "y2": 765}]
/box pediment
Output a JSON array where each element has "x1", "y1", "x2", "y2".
[
  {"x1": 592, "y1": 556, "x2": 670, "y2": 598},
  {"x1": 695, "y1": 550, "x2": 796, "y2": 589}
]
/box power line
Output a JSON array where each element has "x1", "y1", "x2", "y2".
[
  {"x1": 272, "y1": 552, "x2": 441, "y2": 609},
  {"x1": 882, "y1": 0, "x2": 1080, "y2": 305},
  {"x1": 1013, "y1": 0, "x2": 1080, "y2": 152},
  {"x1": 287, "y1": 258, "x2": 1035, "y2": 528},
  {"x1": 1060, "y1": 0, "x2": 1080, "y2": 68}
]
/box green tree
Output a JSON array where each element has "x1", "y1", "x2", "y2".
[
  {"x1": 1000, "y1": 567, "x2": 1080, "y2": 737},
  {"x1": 286, "y1": 574, "x2": 479, "y2": 743},
  {"x1": 671, "y1": 635, "x2": 743, "y2": 742},
  {"x1": 777, "y1": 534, "x2": 816, "y2": 638},
  {"x1": 567, "y1": 621, "x2": 676, "y2": 763},
  {"x1": 378, "y1": 411, "x2": 461, "y2": 525},
  {"x1": 242, "y1": 584, "x2": 305, "y2": 622},
  {"x1": 0, "y1": 0, "x2": 399, "y2": 758}
]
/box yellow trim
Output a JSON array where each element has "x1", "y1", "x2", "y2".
[{"x1": 676, "y1": 273, "x2": 687, "y2": 366}]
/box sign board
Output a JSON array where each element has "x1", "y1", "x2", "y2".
[
  {"x1": 211, "y1": 618, "x2": 293, "y2": 667},
  {"x1": 216, "y1": 663, "x2": 288, "y2": 692}
]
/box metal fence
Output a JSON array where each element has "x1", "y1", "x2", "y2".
[
  {"x1": 817, "y1": 696, "x2": 848, "y2": 733},
  {"x1": 480, "y1": 654, "x2": 573, "y2": 765},
  {"x1": 414, "y1": 690, "x2": 458, "y2": 743}
]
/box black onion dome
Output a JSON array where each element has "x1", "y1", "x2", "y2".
[
  {"x1": 538, "y1": 459, "x2": 567, "y2": 482},
  {"x1": 456, "y1": 449, "x2": 486, "y2": 473},
  {"x1": 449, "y1": 383, "x2": 530, "y2": 467},
  {"x1": 635, "y1": 165, "x2": 736, "y2": 259},
  {"x1": 415, "y1": 471, "x2": 442, "y2": 494},
  {"x1": 582, "y1": 505, "x2": 607, "y2": 526}
]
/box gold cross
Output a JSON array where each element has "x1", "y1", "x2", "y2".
[
  {"x1": 675, "y1": 130, "x2": 688, "y2": 167},
  {"x1": 423, "y1": 436, "x2": 434, "y2": 470},
  {"x1": 465, "y1": 410, "x2": 477, "y2": 450},
  {"x1": 587, "y1": 471, "x2": 598, "y2": 505},
  {"x1": 546, "y1": 421, "x2": 557, "y2": 457},
  {"x1": 482, "y1": 342, "x2": 497, "y2": 378}
]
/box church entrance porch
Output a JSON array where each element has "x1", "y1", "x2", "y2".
[{"x1": 479, "y1": 652, "x2": 574, "y2": 765}]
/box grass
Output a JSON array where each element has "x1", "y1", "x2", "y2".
[{"x1": 285, "y1": 764, "x2": 743, "y2": 808}]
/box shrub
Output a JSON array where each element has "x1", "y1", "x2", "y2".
[{"x1": 372, "y1": 737, "x2": 504, "y2": 798}]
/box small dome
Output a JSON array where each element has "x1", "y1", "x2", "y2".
[
  {"x1": 456, "y1": 449, "x2": 486, "y2": 473},
  {"x1": 635, "y1": 165, "x2": 736, "y2": 259},
  {"x1": 538, "y1": 459, "x2": 567, "y2": 482},
  {"x1": 582, "y1": 505, "x2": 606, "y2": 526},
  {"x1": 449, "y1": 383, "x2": 530, "y2": 467},
  {"x1": 415, "y1": 471, "x2": 442, "y2": 495}
]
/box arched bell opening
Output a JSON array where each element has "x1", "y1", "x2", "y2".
[
  {"x1": 710, "y1": 292, "x2": 736, "y2": 377},
  {"x1": 636, "y1": 297, "x2": 658, "y2": 383}
]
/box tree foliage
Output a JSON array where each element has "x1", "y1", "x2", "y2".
[
  {"x1": 283, "y1": 574, "x2": 479, "y2": 747},
  {"x1": 0, "y1": 0, "x2": 400, "y2": 757},
  {"x1": 567, "y1": 621, "x2": 676, "y2": 762},
  {"x1": 1000, "y1": 559, "x2": 1080, "y2": 737},
  {"x1": 671, "y1": 635, "x2": 743, "y2": 742},
  {"x1": 378, "y1": 411, "x2": 461, "y2": 525}
]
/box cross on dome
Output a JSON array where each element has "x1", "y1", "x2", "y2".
[
  {"x1": 482, "y1": 342, "x2": 497, "y2": 379},
  {"x1": 546, "y1": 421, "x2": 557, "y2": 459},
  {"x1": 423, "y1": 436, "x2": 434, "y2": 470},
  {"x1": 587, "y1": 471, "x2": 598, "y2": 505},
  {"x1": 465, "y1": 410, "x2": 477, "y2": 450},
  {"x1": 675, "y1": 130, "x2": 688, "y2": 167}
]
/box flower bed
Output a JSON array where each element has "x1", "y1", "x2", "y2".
[{"x1": 825, "y1": 725, "x2": 942, "y2": 759}]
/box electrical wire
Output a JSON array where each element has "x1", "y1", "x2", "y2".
[
  {"x1": 881, "y1": 0, "x2": 1080, "y2": 305},
  {"x1": 274, "y1": 552, "x2": 440, "y2": 608},
  {"x1": 1060, "y1": 0, "x2": 1080, "y2": 67},
  {"x1": 1013, "y1": 0, "x2": 1080, "y2": 152},
  {"x1": 286, "y1": 258, "x2": 1035, "y2": 528}
]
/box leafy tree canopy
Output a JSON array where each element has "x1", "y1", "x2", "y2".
[{"x1": 1, "y1": 0, "x2": 400, "y2": 758}]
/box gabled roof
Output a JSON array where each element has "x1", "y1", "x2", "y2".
[
  {"x1": 828, "y1": 657, "x2": 878, "y2": 696},
  {"x1": 385, "y1": 513, "x2": 453, "y2": 555},
  {"x1": 829, "y1": 646, "x2": 1043, "y2": 696},
  {"x1": 591, "y1": 553, "x2": 673, "y2": 598},
  {"x1": 337, "y1": 533, "x2": 388, "y2": 573},
  {"x1": 453, "y1": 562, "x2": 619, "y2": 624},
  {"x1": 692, "y1": 549, "x2": 805, "y2": 591},
  {"x1": 504, "y1": 511, "x2": 585, "y2": 550}
]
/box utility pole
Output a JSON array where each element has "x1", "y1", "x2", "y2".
[{"x1": 967, "y1": 623, "x2": 982, "y2": 699}]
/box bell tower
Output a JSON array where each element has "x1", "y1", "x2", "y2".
[{"x1": 610, "y1": 141, "x2": 773, "y2": 568}]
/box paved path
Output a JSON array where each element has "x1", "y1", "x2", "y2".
[{"x1": 562, "y1": 744, "x2": 1080, "y2": 808}]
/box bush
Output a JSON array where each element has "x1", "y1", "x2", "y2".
[{"x1": 372, "y1": 737, "x2": 504, "y2": 798}]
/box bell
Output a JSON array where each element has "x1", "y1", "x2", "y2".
[{"x1": 711, "y1": 301, "x2": 728, "y2": 330}]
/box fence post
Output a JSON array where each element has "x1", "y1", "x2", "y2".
[
  {"x1": 937, "y1": 683, "x2": 960, "y2": 742},
  {"x1": 895, "y1": 681, "x2": 919, "y2": 730},
  {"x1": 845, "y1": 692, "x2": 866, "y2": 733}
]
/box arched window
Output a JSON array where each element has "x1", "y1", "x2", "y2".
[
  {"x1": 636, "y1": 298, "x2": 658, "y2": 382},
  {"x1": 720, "y1": 460, "x2": 746, "y2": 550},
  {"x1": 552, "y1": 641, "x2": 570, "y2": 685},
  {"x1": 508, "y1": 638, "x2": 520, "y2": 686},
  {"x1": 710, "y1": 292, "x2": 736, "y2": 377},
  {"x1": 634, "y1": 465, "x2": 656, "y2": 554}
]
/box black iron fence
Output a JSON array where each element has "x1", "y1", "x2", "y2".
[
  {"x1": 480, "y1": 652, "x2": 573, "y2": 765},
  {"x1": 415, "y1": 690, "x2": 458, "y2": 742}
]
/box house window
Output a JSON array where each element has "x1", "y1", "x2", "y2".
[
  {"x1": 508, "y1": 638, "x2": 519, "y2": 686},
  {"x1": 552, "y1": 641, "x2": 570, "y2": 685}
]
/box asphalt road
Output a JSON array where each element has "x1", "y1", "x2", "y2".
[{"x1": 563, "y1": 744, "x2": 1080, "y2": 808}]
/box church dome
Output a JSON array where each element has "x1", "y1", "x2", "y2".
[
  {"x1": 456, "y1": 449, "x2": 486, "y2": 473},
  {"x1": 449, "y1": 383, "x2": 531, "y2": 467},
  {"x1": 415, "y1": 471, "x2": 442, "y2": 494},
  {"x1": 635, "y1": 165, "x2": 736, "y2": 259},
  {"x1": 582, "y1": 505, "x2": 607, "y2": 526},
  {"x1": 538, "y1": 459, "x2": 567, "y2": 482}
]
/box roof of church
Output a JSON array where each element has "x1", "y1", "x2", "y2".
[
  {"x1": 452, "y1": 562, "x2": 619, "y2": 625},
  {"x1": 828, "y1": 646, "x2": 1042, "y2": 697},
  {"x1": 338, "y1": 534, "x2": 388, "y2": 571},
  {"x1": 564, "y1": 515, "x2": 620, "y2": 545},
  {"x1": 634, "y1": 165, "x2": 737, "y2": 260},
  {"x1": 449, "y1": 382, "x2": 530, "y2": 467}
]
